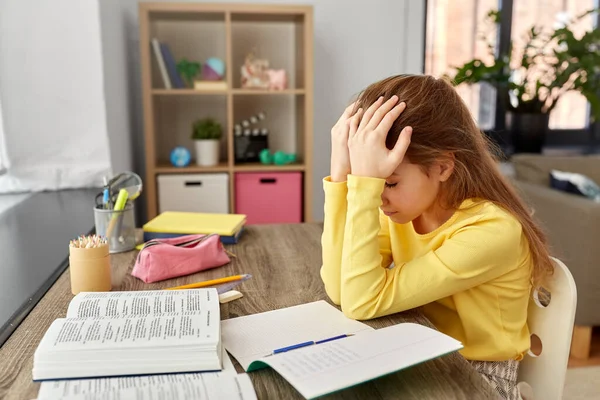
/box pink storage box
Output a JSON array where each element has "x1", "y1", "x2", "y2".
[{"x1": 235, "y1": 172, "x2": 302, "y2": 224}]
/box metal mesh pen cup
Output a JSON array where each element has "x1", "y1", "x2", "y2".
[{"x1": 93, "y1": 203, "x2": 136, "y2": 253}]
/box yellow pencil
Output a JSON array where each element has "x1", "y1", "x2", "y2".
[{"x1": 165, "y1": 274, "x2": 251, "y2": 290}]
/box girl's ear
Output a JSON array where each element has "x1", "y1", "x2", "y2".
[{"x1": 438, "y1": 153, "x2": 455, "y2": 182}]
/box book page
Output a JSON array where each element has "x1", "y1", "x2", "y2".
[
  {"x1": 252, "y1": 323, "x2": 463, "y2": 399},
  {"x1": 37, "y1": 313, "x2": 218, "y2": 351},
  {"x1": 37, "y1": 372, "x2": 256, "y2": 400},
  {"x1": 66, "y1": 289, "x2": 218, "y2": 319},
  {"x1": 221, "y1": 301, "x2": 373, "y2": 370}
]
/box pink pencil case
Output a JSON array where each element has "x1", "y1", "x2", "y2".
[{"x1": 131, "y1": 234, "x2": 231, "y2": 283}]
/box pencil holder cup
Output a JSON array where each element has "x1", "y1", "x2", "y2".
[
  {"x1": 69, "y1": 242, "x2": 111, "y2": 295},
  {"x1": 94, "y1": 203, "x2": 136, "y2": 253}
]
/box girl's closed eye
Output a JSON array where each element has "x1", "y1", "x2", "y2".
[{"x1": 384, "y1": 181, "x2": 398, "y2": 188}]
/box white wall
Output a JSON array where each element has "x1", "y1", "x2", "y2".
[
  {"x1": 106, "y1": 0, "x2": 426, "y2": 222},
  {"x1": 98, "y1": 1, "x2": 135, "y2": 174},
  {"x1": 0, "y1": 0, "x2": 113, "y2": 193},
  {"x1": 0, "y1": 0, "x2": 425, "y2": 217}
]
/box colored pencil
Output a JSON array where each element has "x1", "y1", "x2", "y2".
[{"x1": 165, "y1": 274, "x2": 251, "y2": 291}]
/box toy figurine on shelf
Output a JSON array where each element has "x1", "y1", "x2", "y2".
[
  {"x1": 202, "y1": 57, "x2": 225, "y2": 81},
  {"x1": 241, "y1": 51, "x2": 270, "y2": 89},
  {"x1": 234, "y1": 112, "x2": 268, "y2": 163},
  {"x1": 267, "y1": 69, "x2": 287, "y2": 90},
  {"x1": 194, "y1": 57, "x2": 227, "y2": 91},
  {"x1": 259, "y1": 149, "x2": 296, "y2": 165},
  {"x1": 170, "y1": 146, "x2": 192, "y2": 167}
]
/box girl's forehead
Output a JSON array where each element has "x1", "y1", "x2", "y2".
[{"x1": 390, "y1": 160, "x2": 415, "y2": 176}]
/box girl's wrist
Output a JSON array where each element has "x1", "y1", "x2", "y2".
[{"x1": 330, "y1": 168, "x2": 349, "y2": 182}]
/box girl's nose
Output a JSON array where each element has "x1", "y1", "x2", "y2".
[{"x1": 381, "y1": 193, "x2": 388, "y2": 206}]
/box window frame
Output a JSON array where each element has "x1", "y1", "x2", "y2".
[{"x1": 424, "y1": 0, "x2": 600, "y2": 151}]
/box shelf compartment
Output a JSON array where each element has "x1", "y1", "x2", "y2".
[
  {"x1": 154, "y1": 95, "x2": 229, "y2": 167},
  {"x1": 233, "y1": 94, "x2": 304, "y2": 165},
  {"x1": 231, "y1": 12, "x2": 306, "y2": 90},
  {"x1": 149, "y1": 12, "x2": 227, "y2": 90}
]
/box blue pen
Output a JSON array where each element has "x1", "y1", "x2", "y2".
[
  {"x1": 271, "y1": 334, "x2": 353, "y2": 355},
  {"x1": 315, "y1": 334, "x2": 352, "y2": 344},
  {"x1": 273, "y1": 340, "x2": 315, "y2": 354}
]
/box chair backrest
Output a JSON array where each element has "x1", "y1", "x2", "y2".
[{"x1": 517, "y1": 257, "x2": 577, "y2": 400}]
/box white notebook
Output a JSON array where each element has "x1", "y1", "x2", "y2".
[
  {"x1": 221, "y1": 301, "x2": 463, "y2": 399},
  {"x1": 33, "y1": 289, "x2": 222, "y2": 381}
]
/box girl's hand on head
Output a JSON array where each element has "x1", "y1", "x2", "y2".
[
  {"x1": 348, "y1": 95, "x2": 412, "y2": 179},
  {"x1": 330, "y1": 102, "x2": 363, "y2": 182}
]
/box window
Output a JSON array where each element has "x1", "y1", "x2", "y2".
[
  {"x1": 425, "y1": 0, "x2": 500, "y2": 130},
  {"x1": 511, "y1": 0, "x2": 596, "y2": 129},
  {"x1": 426, "y1": 0, "x2": 599, "y2": 145}
]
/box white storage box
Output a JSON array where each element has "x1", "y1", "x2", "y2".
[{"x1": 157, "y1": 173, "x2": 229, "y2": 214}]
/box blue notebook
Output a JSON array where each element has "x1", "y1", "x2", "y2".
[
  {"x1": 143, "y1": 228, "x2": 244, "y2": 244},
  {"x1": 160, "y1": 43, "x2": 185, "y2": 88}
]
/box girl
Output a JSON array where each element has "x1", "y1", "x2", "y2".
[{"x1": 320, "y1": 74, "x2": 553, "y2": 400}]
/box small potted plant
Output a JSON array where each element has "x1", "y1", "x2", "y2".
[{"x1": 191, "y1": 118, "x2": 222, "y2": 166}]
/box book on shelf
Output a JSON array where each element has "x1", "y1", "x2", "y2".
[
  {"x1": 33, "y1": 289, "x2": 223, "y2": 381},
  {"x1": 151, "y1": 38, "x2": 171, "y2": 89},
  {"x1": 194, "y1": 80, "x2": 228, "y2": 91},
  {"x1": 143, "y1": 211, "x2": 246, "y2": 244},
  {"x1": 221, "y1": 301, "x2": 464, "y2": 400},
  {"x1": 160, "y1": 42, "x2": 185, "y2": 89}
]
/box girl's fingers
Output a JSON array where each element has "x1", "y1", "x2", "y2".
[
  {"x1": 358, "y1": 96, "x2": 385, "y2": 130},
  {"x1": 367, "y1": 96, "x2": 400, "y2": 131},
  {"x1": 337, "y1": 102, "x2": 356, "y2": 125},
  {"x1": 348, "y1": 108, "x2": 363, "y2": 137},
  {"x1": 376, "y1": 102, "x2": 406, "y2": 135},
  {"x1": 390, "y1": 126, "x2": 412, "y2": 164}
]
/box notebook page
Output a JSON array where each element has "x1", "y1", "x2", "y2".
[
  {"x1": 221, "y1": 300, "x2": 373, "y2": 370},
  {"x1": 66, "y1": 289, "x2": 218, "y2": 318},
  {"x1": 254, "y1": 323, "x2": 463, "y2": 399},
  {"x1": 37, "y1": 372, "x2": 257, "y2": 400}
]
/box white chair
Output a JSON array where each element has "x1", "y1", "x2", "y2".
[{"x1": 517, "y1": 257, "x2": 577, "y2": 400}]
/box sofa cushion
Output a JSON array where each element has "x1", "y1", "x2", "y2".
[
  {"x1": 512, "y1": 154, "x2": 600, "y2": 186},
  {"x1": 550, "y1": 169, "x2": 600, "y2": 202}
]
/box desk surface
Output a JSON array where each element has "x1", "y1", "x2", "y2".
[
  {"x1": 0, "y1": 189, "x2": 97, "y2": 347},
  {"x1": 0, "y1": 223, "x2": 497, "y2": 400}
]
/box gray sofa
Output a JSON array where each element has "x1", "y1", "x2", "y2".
[{"x1": 510, "y1": 154, "x2": 600, "y2": 359}]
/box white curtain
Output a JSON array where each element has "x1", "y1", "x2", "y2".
[{"x1": 0, "y1": 0, "x2": 112, "y2": 192}]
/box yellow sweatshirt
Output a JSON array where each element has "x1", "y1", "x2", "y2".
[{"x1": 321, "y1": 174, "x2": 533, "y2": 361}]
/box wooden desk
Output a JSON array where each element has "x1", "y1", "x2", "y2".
[{"x1": 0, "y1": 224, "x2": 498, "y2": 400}]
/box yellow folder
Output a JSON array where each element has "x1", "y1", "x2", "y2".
[{"x1": 143, "y1": 211, "x2": 247, "y2": 237}]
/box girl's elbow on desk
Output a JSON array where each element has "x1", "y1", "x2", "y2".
[{"x1": 340, "y1": 297, "x2": 380, "y2": 320}]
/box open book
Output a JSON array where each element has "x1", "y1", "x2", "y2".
[
  {"x1": 221, "y1": 301, "x2": 463, "y2": 399},
  {"x1": 36, "y1": 349, "x2": 257, "y2": 400},
  {"x1": 33, "y1": 289, "x2": 222, "y2": 381}
]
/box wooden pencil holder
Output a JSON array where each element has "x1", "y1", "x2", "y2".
[{"x1": 69, "y1": 243, "x2": 111, "y2": 295}]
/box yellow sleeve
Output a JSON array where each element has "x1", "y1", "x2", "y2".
[
  {"x1": 340, "y1": 175, "x2": 523, "y2": 320},
  {"x1": 320, "y1": 176, "x2": 348, "y2": 305}
]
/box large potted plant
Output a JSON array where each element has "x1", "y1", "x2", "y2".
[
  {"x1": 450, "y1": 9, "x2": 600, "y2": 153},
  {"x1": 191, "y1": 118, "x2": 222, "y2": 166}
]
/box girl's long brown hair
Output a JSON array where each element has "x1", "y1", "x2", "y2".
[{"x1": 354, "y1": 74, "x2": 553, "y2": 287}]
